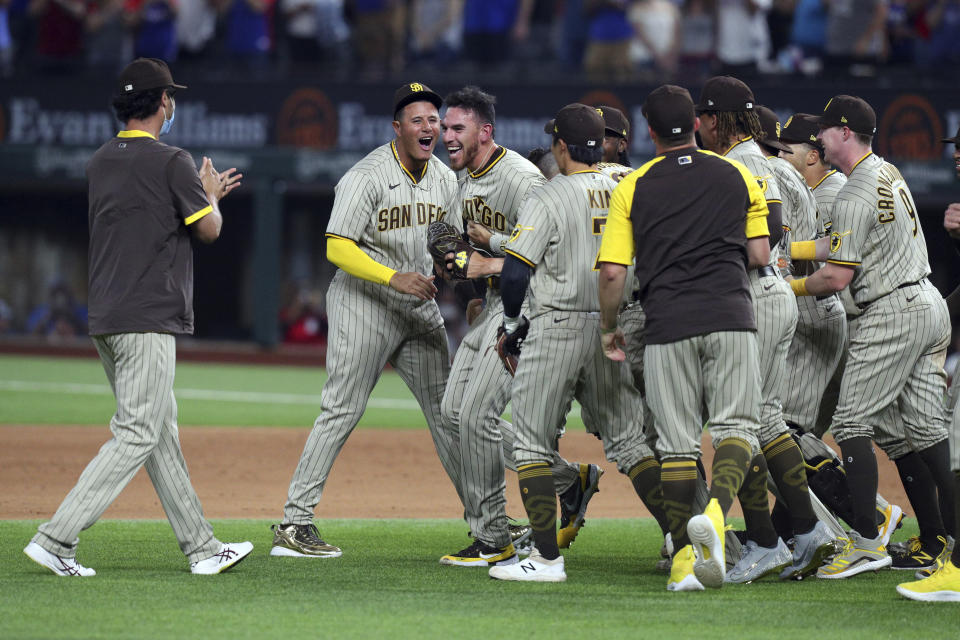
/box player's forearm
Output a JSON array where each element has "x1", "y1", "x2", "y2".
[
  {"x1": 597, "y1": 262, "x2": 627, "y2": 330},
  {"x1": 326, "y1": 235, "x2": 396, "y2": 286},
  {"x1": 500, "y1": 255, "x2": 531, "y2": 320},
  {"x1": 487, "y1": 232, "x2": 510, "y2": 255},
  {"x1": 790, "y1": 263, "x2": 853, "y2": 297}
]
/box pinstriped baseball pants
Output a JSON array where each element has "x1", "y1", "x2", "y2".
[{"x1": 32, "y1": 333, "x2": 221, "y2": 563}]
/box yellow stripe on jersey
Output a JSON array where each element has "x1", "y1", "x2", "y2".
[
  {"x1": 117, "y1": 129, "x2": 157, "y2": 140},
  {"x1": 569, "y1": 169, "x2": 602, "y2": 175},
  {"x1": 849, "y1": 152, "x2": 874, "y2": 174},
  {"x1": 468, "y1": 146, "x2": 507, "y2": 178},
  {"x1": 390, "y1": 140, "x2": 427, "y2": 184},
  {"x1": 504, "y1": 248, "x2": 536, "y2": 268},
  {"x1": 184, "y1": 205, "x2": 212, "y2": 225},
  {"x1": 826, "y1": 259, "x2": 860, "y2": 266},
  {"x1": 722, "y1": 136, "x2": 753, "y2": 156},
  {"x1": 710, "y1": 151, "x2": 770, "y2": 238},
  {"x1": 596, "y1": 155, "x2": 665, "y2": 265},
  {"x1": 811, "y1": 169, "x2": 837, "y2": 190},
  {"x1": 325, "y1": 234, "x2": 397, "y2": 286}
]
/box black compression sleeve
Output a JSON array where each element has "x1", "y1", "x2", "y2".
[
  {"x1": 500, "y1": 255, "x2": 532, "y2": 319},
  {"x1": 767, "y1": 201, "x2": 783, "y2": 248}
]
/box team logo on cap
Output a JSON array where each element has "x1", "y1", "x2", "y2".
[
  {"x1": 596, "y1": 108, "x2": 604, "y2": 117},
  {"x1": 410, "y1": 83, "x2": 424, "y2": 92},
  {"x1": 840, "y1": 116, "x2": 848, "y2": 124},
  {"x1": 775, "y1": 122, "x2": 781, "y2": 137}
]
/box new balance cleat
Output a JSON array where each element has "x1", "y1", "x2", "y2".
[
  {"x1": 892, "y1": 535, "x2": 946, "y2": 571},
  {"x1": 489, "y1": 548, "x2": 565, "y2": 582},
  {"x1": 191, "y1": 542, "x2": 254, "y2": 575},
  {"x1": 897, "y1": 560, "x2": 960, "y2": 602},
  {"x1": 270, "y1": 523, "x2": 342, "y2": 558},
  {"x1": 916, "y1": 536, "x2": 955, "y2": 579},
  {"x1": 780, "y1": 521, "x2": 836, "y2": 580},
  {"x1": 667, "y1": 545, "x2": 704, "y2": 591},
  {"x1": 877, "y1": 503, "x2": 903, "y2": 547},
  {"x1": 725, "y1": 538, "x2": 791, "y2": 584},
  {"x1": 688, "y1": 498, "x2": 725, "y2": 588},
  {"x1": 557, "y1": 464, "x2": 603, "y2": 548},
  {"x1": 23, "y1": 542, "x2": 95, "y2": 577},
  {"x1": 440, "y1": 540, "x2": 518, "y2": 567},
  {"x1": 817, "y1": 532, "x2": 892, "y2": 579}
]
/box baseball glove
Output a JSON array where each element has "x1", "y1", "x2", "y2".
[
  {"x1": 496, "y1": 316, "x2": 530, "y2": 376},
  {"x1": 427, "y1": 220, "x2": 476, "y2": 280}
]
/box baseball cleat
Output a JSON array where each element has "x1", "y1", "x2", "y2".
[
  {"x1": 915, "y1": 536, "x2": 955, "y2": 579},
  {"x1": 191, "y1": 542, "x2": 254, "y2": 575},
  {"x1": 896, "y1": 560, "x2": 960, "y2": 602},
  {"x1": 508, "y1": 520, "x2": 534, "y2": 556},
  {"x1": 816, "y1": 532, "x2": 891, "y2": 579},
  {"x1": 23, "y1": 542, "x2": 95, "y2": 577},
  {"x1": 557, "y1": 463, "x2": 604, "y2": 548},
  {"x1": 488, "y1": 549, "x2": 565, "y2": 582},
  {"x1": 667, "y1": 545, "x2": 704, "y2": 591},
  {"x1": 270, "y1": 523, "x2": 342, "y2": 558},
  {"x1": 688, "y1": 498, "x2": 725, "y2": 588},
  {"x1": 655, "y1": 533, "x2": 674, "y2": 573},
  {"x1": 440, "y1": 540, "x2": 518, "y2": 567},
  {"x1": 891, "y1": 535, "x2": 946, "y2": 571},
  {"x1": 725, "y1": 538, "x2": 792, "y2": 584},
  {"x1": 876, "y1": 503, "x2": 903, "y2": 547},
  {"x1": 780, "y1": 521, "x2": 836, "y2": 580}
]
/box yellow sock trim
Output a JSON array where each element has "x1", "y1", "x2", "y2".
[
  {"x1": 518, "y1": 462, "x2": 552, "y2": 480},
  {"x1": 716, "y1": 437, "x2": 752, "y2": 456},
  {"x1": 628, "y1": 457, "x2": 660, "y2": 480},
  {"x1": 761, "y1": 432, "x2": 794, "y2": 458}
]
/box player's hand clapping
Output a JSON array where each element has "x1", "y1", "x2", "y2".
[{"x1": 200, "y1": 156, "x2": 242, "y2": 202}]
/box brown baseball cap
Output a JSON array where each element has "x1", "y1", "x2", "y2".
[
  {"x1": 598, "y1": 105, "x2": 630, "y2": 138},
  {"x1": 393, "y1": 82, "x2": 443, "y2": 118},
  {"x1": 544, "y1": 103, "x2": 605, "y2": 148},
  {"x1": 642, "y1": 85, "x2": 695, "y2": 139},
  {"x1": 695, "y1": 76, "x2": 754, "y2": 113},
  {"x1": 117, "y1": 58, "x2": 186, "y2": 95},
  {"x1": 755, "y1": 105, "x2": 792, "y2": 154},
  {"x1": 812, "y1": 95, "x2": 876, "y2": 135},
  {"x1": 780, "y1": 113, "x2": 823, "y2": 152},
  {"x1": 942, "y1": 125, "x2": 960, "y2": 145}
]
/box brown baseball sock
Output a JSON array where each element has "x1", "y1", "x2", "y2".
[
  {"x1": 763, "y1": 433, "x2": 817, "y2": 535},
  {"x1": 838, "y1": 435, "x2": 880, "y2": 539},
  {"x1": 627, "y1": 457, "x2": 671, "y2": 536},
  {"x1": 517, "y1": 462, "x2": 560, "y2": 560},
  {"x1": 660, "y1": 458, "x2": 698, "y2": 550},
  {"x1": 738, "y1": 453, "x2": 779, "y2": 548},
  {"x1": 709, "y1": 437, "x2": 753, "y2": 515},
  {"x1": 895, "y1": 451, "x2": 946, "y2": 542},
  {"x1": 917, "y1": 440, "x2": 957, "y2": 539}
]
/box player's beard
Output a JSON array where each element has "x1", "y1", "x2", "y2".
[{"x1": 454, "y1": 138, "x2": 480, "y2": 172}]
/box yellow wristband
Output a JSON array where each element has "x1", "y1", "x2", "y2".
[
  {"x1": 790, "y1": 277, "x2": 809, "y2": 296},
  {"x1": 791, "y1": 240, "x2": 817, "y2": 261}
]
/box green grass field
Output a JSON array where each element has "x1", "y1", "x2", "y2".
[{"x1": 1, "y1": 354, "x2": 955, "y2": 638}]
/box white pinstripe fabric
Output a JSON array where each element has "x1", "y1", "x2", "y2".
[
  {"x1": 945, "y1": 359, "x2": 960, "y2": 471},
  {"x1": 33, "y1": 333, "x2": 220, "y2": 562}
]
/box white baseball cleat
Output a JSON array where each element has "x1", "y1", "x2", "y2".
[
  {"x1": 489, "y1": 549, "x2": 566, "y2": 582},
  {"x1": 24, "y1": 542, "x2": 96, "y2": 577},
  {"x1": 191, "y1": 542, "x2": 254, "y2": 575}
]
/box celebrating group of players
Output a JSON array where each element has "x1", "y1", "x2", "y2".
[{"x1": 266, "y1": 77, "x2": 960, "y2": 601}]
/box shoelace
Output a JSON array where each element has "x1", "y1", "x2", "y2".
[
  {"x1": 213, "y1": 548, "x2": 238, "y2": 562},
  {"x1": 907, "y1": 537, "x2": 924, "y2": 553},
  {"x1": 55, "y1": 556, "x2": 82, "y2": 576}
]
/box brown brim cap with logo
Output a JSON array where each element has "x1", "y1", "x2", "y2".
[
  {"x1": 780, "y1": 113, "x2": 823, "y2": 152},
  {"x1": 642, "y1": 85, "x2": 695, "y2": 139},
  {"x1": 544, "y1": 103, "x2": 605, "y2": 148},
  {"x1": 695, "y1": 75, "x2": 754, "y2": 113},
  {"x1": 812, "y1": 95, "x2": 876, "y2": 135},
  {"x1": 393, "y1": 82, "x2": 443, "y2": 118},
  {"x1": 755, "y1": 105, "x2": 792, "y2": 154},
  {"x1": 598, "y1": 105, "x2": 630, "y2": 138},
  {"x1": 943, "y1": 126, "x2": 960, "y2": 144},
  {"x1": 118, "y1": 58, "x2": 186, "y2": 95}
]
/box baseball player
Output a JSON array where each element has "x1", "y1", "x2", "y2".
[
  {"x1": 599, "y1": 105, "x2": 631, "y2": 166},
  {"x1": 437, "y1": 86, "x2": 599, "y2": 567},
  {"x1": 897, "y1": 125, "x2": 960, "y2": 601},
  {"x1": 271, "y1": 83, "x2": 465, "y2": 558},
  {"x1": 790, "y1": 95, "x2": 954, "y2": 579},
  {"x1": 24, "y1": 58, "x2": 252, "y2": 576},
  {"x1": 597, "y1": 84, "x2": 771, "y2": 592},
  {"x1": 488, "y1": 103, "x2": 659, "y2": 582},
  {"x1": 696, "y1": 77, "x2": 832, "y2": 582}
]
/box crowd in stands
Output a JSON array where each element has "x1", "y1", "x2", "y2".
[{"x1": 2, "y1": 1, "x2": 959, "y2": 81}]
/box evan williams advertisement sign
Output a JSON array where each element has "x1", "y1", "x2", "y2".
[{"x1": 1, "y1": 78, "x2": 959, "y2": 162}]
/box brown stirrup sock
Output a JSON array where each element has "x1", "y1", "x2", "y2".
[
  {"x1": 917, "y1": 440, "x2": 957, "y2": 539},
  {"x1": 895, "y1": 451, "x2": 946, "y2": 541},
  {"x1": 518, "y1": 462, "x2": 560, "y2": 560},
  {"x1": 660, "y1": 458, "x2": 698, "y2": 550},
  {"x1": 763, "y1": 433, "x2": 817, "y2": 535},
  {"x1": 709, "y1": 438, "x2": 753, "y2": 515},
  {"x1": 738, "y1": 454, "x2": 779, "y2": 548},
  {"x1": 628, "y1": 457, "x2": 672, "y2": 536},
  {"x1": 838, "y1": 435, "x2": 881, "y2": 538}
]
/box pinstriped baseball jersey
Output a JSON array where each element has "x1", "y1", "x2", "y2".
[
  {"x1": 596, "y1": 162, "x2": 632, "y2": 182},
  {"x1": 724, "y1": 138, "x2": 781, "y2": 269},
  {"x1": 811, "y1": 169, "x2": 846, "y2": 232},
  {"x1": 505, "y1": 170, "x2": 618, "y2": 317},
  {"x1": 327, "y1": 140, "x2": 459, "y2": 273},
  {"x1": 459, "y1": 147, "x2": 545, "y2": 256},
  {"x1": 769, "y1": 156, "x2": 819, "y2": 277},
  {"x1": 827, "y1": 153, "x2": 931, "y2": 306}
]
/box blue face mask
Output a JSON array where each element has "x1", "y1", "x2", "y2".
[{"x1": 160, "y1": 98, "x2": 175, "y2": 136}]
